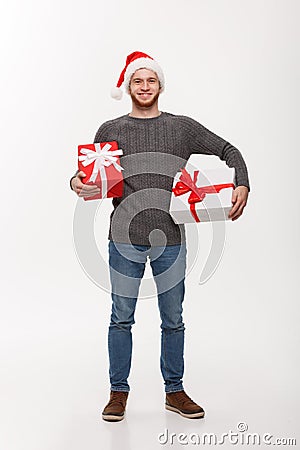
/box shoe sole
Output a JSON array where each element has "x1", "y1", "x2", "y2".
[
  {"x1": 102, "y1": 413, "x2": 125, "y2": 422},
  {"x1": 165, "y1": 404, "x2": 205, "y2": 419}
]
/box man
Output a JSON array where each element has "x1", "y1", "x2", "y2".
[{"x1": 70, "y1": 51, "x2": 250, "y2": 422}]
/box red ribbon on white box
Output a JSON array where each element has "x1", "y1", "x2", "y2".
[
  {"x1": 78, "y1": 143, "x2": 124, "y2": 197},
  {"x1": 172, "y1": 168, "x2": 235, "y2": 222}
]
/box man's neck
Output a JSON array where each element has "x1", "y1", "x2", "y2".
[{"x1": 129, "y1": 104, "x2": 161, "y2": 119}]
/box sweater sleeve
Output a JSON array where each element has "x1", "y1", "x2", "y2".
[
  {"x1": 93, "y1": 121, "x2": 114, "y2": 143},
  {"x1": 93, "y1": 126, "x2": 104, "y2": 143},
  {"x1": 182, "y1": 116, "x2": 250, "y2": 191}
]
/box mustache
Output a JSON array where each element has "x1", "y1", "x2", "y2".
[{"x1": 130, "y1": 91, "x2": 160, "y2": 108}]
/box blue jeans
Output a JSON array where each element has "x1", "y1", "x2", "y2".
[{"x1": 108, "y1": 240, "x2": 187, "y2": 393}]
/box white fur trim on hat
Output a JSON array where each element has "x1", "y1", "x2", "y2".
[
  {"x1": 123, "y1": 57, "x2": 165, "y2": 93},
  {"x1": 110, "y1": 86, "x2": 123, "y2": 100}
]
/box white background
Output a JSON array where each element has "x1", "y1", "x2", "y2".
[{"x1": 1, "y1": 0, "x2": 299, "y2": 449}]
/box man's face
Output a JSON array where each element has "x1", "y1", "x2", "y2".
[{"x1": 129, "y1": 68, "x2": 161, "y2": 108}]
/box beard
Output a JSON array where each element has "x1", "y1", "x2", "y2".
[{"x1": 130, "y1": 91, "x2": 160, "y2": 108}]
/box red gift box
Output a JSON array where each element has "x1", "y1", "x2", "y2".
[{"x1": 78, "y1": 141, "x2": 124, "y2": 201}]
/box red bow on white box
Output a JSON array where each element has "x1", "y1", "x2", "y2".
[{"x1": 172, "y1": 168, "x2": 235, "y2": 222}]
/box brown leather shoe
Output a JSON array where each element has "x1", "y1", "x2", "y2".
[
  {"x1": 102, "y1": 391, "x2": 129, "y2": 422},
  {"x1": 165, "y1": 390, "x2": 205, "y2": 419}
]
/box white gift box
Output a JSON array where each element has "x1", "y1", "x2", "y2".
[{"x1": 169, "y1": 164, "x2": 235, "y2": 224}]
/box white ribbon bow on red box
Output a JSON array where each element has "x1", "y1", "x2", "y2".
[{"x1": 78, "y1": 143, "x2": 124, "y2": 197}]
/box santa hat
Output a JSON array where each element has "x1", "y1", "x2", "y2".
[{"x1": 111, "y1": 51, "x2": 165, "y2": 100}]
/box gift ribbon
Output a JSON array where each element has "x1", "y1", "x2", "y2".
[
  {"x1": 172, "y1": 168, "x2": 235, "y2": 222},
  {"x1": 78, "y1": 143, "x2": 124, "y2": 197}
]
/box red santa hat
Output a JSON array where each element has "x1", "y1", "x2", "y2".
[{"x1": 111, "y1": 51, "x2": 165, "y2": 100}]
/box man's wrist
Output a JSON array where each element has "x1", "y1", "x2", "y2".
[
  {"x1": 236, "y1": 184, "x2": 250, "y2": 192},
  {"x1": 70, "y1": 176, "x2": 76, "y2": 191},
  {"x1": 69, "y1": 170, "x2": 79, "y2": 191}
]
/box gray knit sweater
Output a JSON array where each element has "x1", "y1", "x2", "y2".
[{"x1": 85, "y1": 112, "x2": 250, "y2": 246}]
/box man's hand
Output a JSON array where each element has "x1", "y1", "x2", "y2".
[
  {"x1": 228, "y1": 185, "x2": 249, "y2": 221},
  {"x1": 71, "y1": 171, "x2": 100, "y2": 197}
]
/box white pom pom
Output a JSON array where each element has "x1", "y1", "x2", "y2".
[{"x1": 111, "y1": 87, "x2": 123, "y2": 100}]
